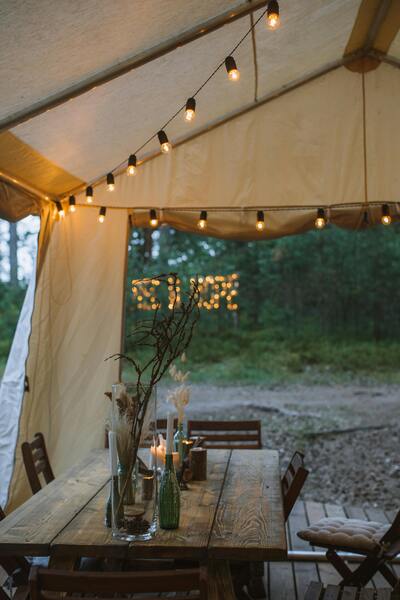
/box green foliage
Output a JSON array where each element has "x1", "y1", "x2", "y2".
[
  {"x1": 0, "y1": 282, "x2": 26, "y2": 376},
  {"x1": 123, "y1": 223, "x2": 400, "y2": 384}
]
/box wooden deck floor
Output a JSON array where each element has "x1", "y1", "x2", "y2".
[{"x1": 266, "y1": 500, "x2": 398, "y2": 600}]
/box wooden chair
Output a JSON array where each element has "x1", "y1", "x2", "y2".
[
  {"x1": 29, "y1": 566, "x2": 208, "y2": 600},
  {"x1": 304, "y1": 581, "x2": 399, "y2": 599},
  {"x1": 187, "y1": 420, "x2": 262, "y2": 449},
  {"x1": 298, "y1": 510, "x2": 400, "y2": 588},
  {"x1": 21, "y1": 432, "x2": 54, "y2": 495},
  {"x1": 282, "y1": 450, "x2": 309, "y2": 522}
]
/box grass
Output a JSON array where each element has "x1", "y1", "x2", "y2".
[{"x1": 123, "y1": 327, "x2": 400, "y2": 386}]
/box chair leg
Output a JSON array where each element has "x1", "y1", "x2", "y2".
[
  {"x1": 326, "y1": 549, "x2": 353, "y2": 582},
  {"x1": 344, "y1": 555, "x2": 381, "y2": 587},
  {"x1": 379, "y1": 563, "x2": 399, "y2": 588}
]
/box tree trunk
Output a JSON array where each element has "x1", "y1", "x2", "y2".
[{"x1": 9, "y1": 222, "x2": 18, "y2": 285}]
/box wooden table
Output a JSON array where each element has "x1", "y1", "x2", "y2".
[{"x1": 0, "y1": 448, "x2": 286, "y2": 573}]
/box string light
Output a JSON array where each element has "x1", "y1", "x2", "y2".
[
  {"x1": 198, "y1": 210, "x2": 207, "y2": 230},
  {"x1": 68, "y1": 195, "x2": 76, "y2": 213},
  {"x1": 225, "y1": 56, "x2": 240, "y2": 81},
  {"x1": 86, "y1": 186, "x2": 93, "y2": 203},
  {"x1": 149, "y1": 209, "x2": 158, "y2": 227},
  {"x1": 266, "y1": 0, "x2": 280, "y2": 30},
  {"x1": 315, "y1": 208, "x2": 327, "y2": 229},
  {"x1": 256, "y1": 210, "x2": 265, "y2": 231},
  {"x1": 127, "y1": 154, "x2": 137, "y2": 176},
  {"x1": 158, "y1": 130, "x2": 172, "y2": 154},
  {"x1": 185, "y1": 98, "x2": 196, "y2": 122},
  {"x1": 55, "y1": 201, "x2": 65, "y2": 218},
  {"x1": 98, "y1": 206, "x2": 106, "y2": 223},
  {"x1": 381, "y1": 204, "x2": 391, "y2": 226},
  {"x1": 106, "y1": 173, "x2": 115, "y2": 191}
]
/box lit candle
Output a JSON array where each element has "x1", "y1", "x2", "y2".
[
  {"x1": 108, "y1": 431, "x2": 118, "y2": 476},
  {"x1": 166, "y1": 413, "x2": 174, "y2": 454}
]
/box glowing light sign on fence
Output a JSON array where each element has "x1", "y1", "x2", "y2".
[{"x1": 132, "y1": 274, "x2": 239, "y2": 311}]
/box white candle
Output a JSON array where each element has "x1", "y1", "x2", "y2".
[
  {"x1": 108, "y1": 431, "x2": 118, "y2": 476},
  {"x1": 166, "y1": 413, "x2": 174, "y2": 454}
]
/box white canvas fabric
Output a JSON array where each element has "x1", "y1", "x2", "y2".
[
  {"x1": 0, "y1": 258, "x2": 37, "y2": 507},
  {"x1": 5, "y1": 208, "x2": 129, "y2": 510}
]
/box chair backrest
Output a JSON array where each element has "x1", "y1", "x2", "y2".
[
  {"x1": 281, "y1": 451, "x2": 309, "y2": 521},
  {"x1": 21, "y1": 432, "x2": 54, "y2": 495},
  {"x1": 187, "y1": 420, "x2": 262, "y2": 449},
  {"x1": 29, "y1": 567, "x2": 207, "y2": 600},
  {"x1": 381, "y1": 509, "x2": 400, "y2": 557}
]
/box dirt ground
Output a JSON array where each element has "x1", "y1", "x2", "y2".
[{"x1": 158, "y1": 383, "x2": 400, "y2": 511}]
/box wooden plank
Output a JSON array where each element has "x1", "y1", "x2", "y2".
[
  {"x1": 341, "y1": 587, "x2": 358, "y2": 600},
  {"x1": 209, "y1": 450, "x2": 287, "y2": 561},
  {"x1": 303, "y1": 581, "x2": 323, "y2": 600},
  {"x1": 359, "y1": 589, "x2": 375, "y2": 600},
  {"x1": 52, "y1": 450, "x2": 230, "y2": 560},
  {"x1": 288, "y1": 501, "x2": 320, "y2": 599},
  {"x1": 268, "y1": 562, "x2": 297, "y2": 600},
  {"x1": 0, "y1": 450, "x2": 109, "y2": 557},
  {"x1": 324, "y1": 585, "x2": 341, "y2": 600}
]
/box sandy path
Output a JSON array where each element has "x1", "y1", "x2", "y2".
[{"x1": 158, "y1": 383, "x2": 400, "y2": 510}]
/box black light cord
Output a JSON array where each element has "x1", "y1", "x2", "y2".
[{"x1": 85, "y1": 5, "x2": 270, "y2": 189}]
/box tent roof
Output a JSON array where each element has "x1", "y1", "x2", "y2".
[{"x1": 0, "y1": 0, "x2": 399, "y2": 236}]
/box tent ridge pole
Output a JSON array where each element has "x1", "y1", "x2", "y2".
[{"x1": 0, "y1": 0, "x2": 268, "y2": 133}]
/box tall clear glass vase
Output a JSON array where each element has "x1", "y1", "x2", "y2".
[{"x1": 111, "y1": 383, "x2": 157, "y2": 541}]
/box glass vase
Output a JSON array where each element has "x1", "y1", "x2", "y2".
[{"x1": 111, "y1": 382, "x2": 157, "y2": 541}]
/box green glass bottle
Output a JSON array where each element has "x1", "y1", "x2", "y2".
[
  {"x1": 158, "y1": 454, "x2": 180, "y2": 529},
  {"x1": 174, "y1": 422, "x2": 186, "y2": 463}
]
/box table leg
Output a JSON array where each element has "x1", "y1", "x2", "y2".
[{"x1": 207, "y1": 559, "x2": 236, "y2": 600}]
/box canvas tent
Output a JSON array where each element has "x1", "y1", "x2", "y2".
[{"x1": 0, "y1": 0, "x2": 399, "y2": 510}]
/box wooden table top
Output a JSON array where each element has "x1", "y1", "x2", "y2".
[{"x1": 0, "y1": 448, "x2": 287, "y2": 562}]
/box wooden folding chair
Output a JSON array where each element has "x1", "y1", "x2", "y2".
[
  {"x1": 298, "y1": 510, "x2": 400, "y2": 588},
  {"x1": 187, "y1": 419, "x2": 262, "y2": 449},
  {"x1": 21, "y1": 432, "x2": 54, "y2": 495},
  {"x1": 304, "y1": 581, "x2": 396, "y2": 599},
  {"x1": 282, "y1": 450, "x2": 309, "y2": 521},
  {"x1": 0, "y1": 506, "x2": 30, "y2": 600},
  {"x1": 29, "y1": 566, "x2": 208, "y2": 600}
]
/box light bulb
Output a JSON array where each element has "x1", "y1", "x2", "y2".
[
  {"x1": 158, "y1": 130, "x2": 172, "y2": 154},
  {"x1": 56, "y1": 201, "x2": 64, "y2": 218},
  {"x1": 225, "y1": 56, "x2": 240, "y2": 82},
  {"x1": 198, "y1": 210, "x2": 207, "y2": 230},
  {"x1": 127, "y1": 154, "x2": 137, "y2": 176},
  {"x1": 149, "y1": 209, "x2": 158, "y2": 228},
  {"x1": 106, "y1": 173, "x2": 115, "y2": 191},
  {"x1": 98, "y1": 207, "x2": 106, "y2": 223},
  {"x1": 315, "y1": 208, "x2": 326, "y2": 229},
  {"x1": 256, "y1": 210, "x2": 265, "y2": 231},
  {"x1": 185, "y1": 98, "x2": 196, "y2": 122},
  {"x1": 381, "y1": 204, "x2": 391, "y2": 226},
  {"x1": 266, "y1": 0, "x2": 280, "y2": 30},
  {"x1": 68, "y1": 195, "x2": 76, "y2": 213},
  {"x1": 86, "y1": 186, "x2": 93, "y2": 203}
]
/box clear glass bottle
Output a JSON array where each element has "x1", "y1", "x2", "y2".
[
  {"x1": 159, "y1": 453, "x2": 180, "y2": 529},
  {"x1": 173, "y1": 422, "x2": 186, "y2": 464}
]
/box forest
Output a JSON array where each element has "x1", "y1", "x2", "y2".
[{"x1": 1, "y1": 220, "x2": 400, "y2": 383}]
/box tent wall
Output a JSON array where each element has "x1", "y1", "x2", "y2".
[
  {"x1": 75, "y1": 65, "x2": 399, "y2": 239},
  {"x1": 5, "y1": 207, "x2": 129, "y2": 511}
]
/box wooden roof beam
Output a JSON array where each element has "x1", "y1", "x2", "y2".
[{"x1": 0, "y1": 0, "x2": 268, "y2": 134}]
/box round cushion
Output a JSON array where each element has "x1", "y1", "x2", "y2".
[{"x1": 297, "y1": 517, "x2": 389, "y2": 552}]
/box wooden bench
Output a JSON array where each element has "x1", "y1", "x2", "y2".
[
  {"x1": 187, "y1": 419, "x2": 262, "y2": 449},
  {"x1": 305, "y1": 582, "x2": 400, "y2": 599}
]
